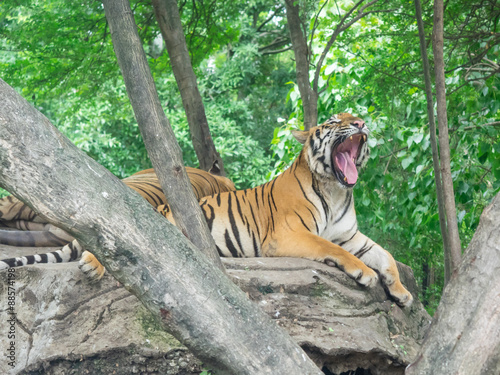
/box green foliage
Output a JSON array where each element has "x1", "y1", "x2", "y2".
[
  {"x1": 267, "y1": 117, "x2": 304, "y2": 180},
  {"x1": 0, "y1": 0, "x2": 291, "y2": 188},
  {"x1": 274, "y1": 0, "x2": 500, "y2": 313},
  {"x1": 160, "y1": 89, "x2": 274, "y2": 189}
]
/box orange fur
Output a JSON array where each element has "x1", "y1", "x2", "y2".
[{"x1": 159, "y1": 114, "x2": 412, "y2": 306}]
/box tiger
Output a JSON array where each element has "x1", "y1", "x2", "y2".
[
  {"x1": 0, "y1": 164, "x2": 235, "y2": 278},
  {"x1": 161, "y1": 113, "x2": 413, "y2": 307},
  {"x1": 0, "y1": 113, "x2": 413, "y2": 307}
]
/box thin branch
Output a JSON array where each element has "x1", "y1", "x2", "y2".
[
  {"x1": 448, "y1": 66, "x2": 500, "y2": 95},
  {"x1": 478, "y1": 167, "x2": 492, "y2": 184},
  {"x1": 258, "y1": 36, "x2": 290, "y2": 52},
  {"x1": 444, "y1": 32, "x2": 500, "y2": 40},
  {"x1": 261, "y1": 46, "x2": 292, "y2": 55},
  {"x1": 309, "y1": 0, "x2": 329, "y2": 57},
  {"x1": 336, "y1": 42, "x2": 426, "y2": 90},
  {"x1": 379, "y1": 146, "x2": 408, "y2": 159},
  {"x1": 256, "y1": 5, "x2": 285, "y2": 33},
  {"x1": 383, "y1": 153, "x2": 393, "y2": 174},
  {"x1": 450, "y1": 121, "x2": 500, "y2": 132},
  {"x1": 338, "y1": 8, "x2": 397, "y2": 33},
  {"x1": 444, "y1": 36, "x2": 500, "y2": 74},
  {"x1": 313, "y1": 0, "x2": 383, "y2": 92},
  {"x1": 318, "y1": 74, "x2": 332, "y2": 94}
]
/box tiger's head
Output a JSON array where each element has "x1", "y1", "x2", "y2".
[{"x1": 293, "y1": 113, "x2": 370, "y2": 188}]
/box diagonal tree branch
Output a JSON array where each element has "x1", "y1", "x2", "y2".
[
  {"x1": 103, "y1": 0, "x2": 223, "y2": 268},
  {"x1": 152, "y1": 0, "x2": 226, "y2": 175},
  {"x1": 308, "y1": 0, "x2": 330, "y2": 58},
  {"x1": 256, "y1": 5, "x2": 284, "y2": 33}
]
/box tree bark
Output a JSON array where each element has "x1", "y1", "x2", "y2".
[
  {"x1": 432, "y1": 0, "x2": 462, "y2": 273},
  {"x1": 405, "y1": 192, "x2": 500, "y2": 375},
  {"x1": 285, "y1": 0, "x2": 318, "y2": 130},
  {"x1": 0, "y1": 78, "x2": 323, "y2": 375},
  {"x1": 152, "y1": 0, "x2": 225, "y2": 175},
  {"x1": 102, "y1": 0, "x2": 223, "y2": 269},
  {"x1": 414, "y1": 0, "x2": 452, "y2": 282}
]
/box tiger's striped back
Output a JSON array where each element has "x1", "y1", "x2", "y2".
[
  {"x1": 0, "y1": 195, "x2": 47, "y2": 227},
  {"x1": 123, "y1": 167, "x2": 234, "y2": 208}
]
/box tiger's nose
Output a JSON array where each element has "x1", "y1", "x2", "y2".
[{"x1": 352, "y1": 120, "x2": 365, "y2": 129}]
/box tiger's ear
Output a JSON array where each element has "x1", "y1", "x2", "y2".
[{"x1": 292, "y1": 129, "x2": 309, "y2": 145}]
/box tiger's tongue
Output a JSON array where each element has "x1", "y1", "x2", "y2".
[{"x1": 336, "y1": 151, "x2": 358, "y2": 184}]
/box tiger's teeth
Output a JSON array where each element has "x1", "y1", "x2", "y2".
[
  {"x1": 350, "y1": 136, "x2": 353, "y2": 140},
  {"x1": 344, "y1": 177, "x2": 347, "y2": 182},
  {"x1": 363, "y1": 135, "x2": 367, "y2": 141}
]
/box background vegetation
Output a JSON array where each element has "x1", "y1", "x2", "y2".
[{"x1": 1, "y1": 0, "x2": 498, "y2": 314}]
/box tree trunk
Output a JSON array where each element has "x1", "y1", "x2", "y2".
[
  {"x1": 152, "y1": 0, "x2": 225, "y2": 175},
  {"x1": 414, "y1": 0, "x2": 452, "y2": 282},
  {"x1": 421, "y1": 262, "x2": 435, "y2": 307},
  {"x1": 285, "y1": 0, "x2": 318, "y2": 130},
  {"x1": 102, "y1": 0, "x2": 223, "y2": 269},
  {"x1": 405, "y1": 192, "x2": 500, "y2": 375},
  {"x1": 432, "y1": 0, "x2": 462, "y2": 273},
  {"x1": 0, "y1": 78, "x2": 323, "y2": 375}
]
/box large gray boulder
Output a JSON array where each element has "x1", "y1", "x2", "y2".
[{"x1": 0, "y1": 246, "x2": 430, "y2": 375}]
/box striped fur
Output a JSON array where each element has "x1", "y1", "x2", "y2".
[
  {"x1": 0, "y1": 240, "x2": 84, "y2": 269},
  {"x1": 162, "y1": 113, "x2": 413, "y2": 306},
  {"x1": 0, "y1": 165, "x2": 235, "y2": 279},
  {"x1": 122, "y1": 165, "x2": 234, "y2": 208}
]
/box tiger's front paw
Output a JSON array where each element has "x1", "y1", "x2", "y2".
[
  {"x1": 79, "y1": 251, "x2": 106, "y2": 281},
  {"x1": 387, "y1": 281, "x2": 413, "y2": 308},
  {"x1": 379, "y1": 268, "x2": 413, "y2": 307},
  {"x1": 326, "y1": 259, "x2": 379, "y2": 287},
  {"x1": 352, "y1": 266, "x2": 379, "y2": 288}
]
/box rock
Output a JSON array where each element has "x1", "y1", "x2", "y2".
[
  {"x1": 0, "y1": 245, "x2": 430, "y2": 375},
  {"x1": 225, "y1": 258, "x2": 430, "y2": 375}
]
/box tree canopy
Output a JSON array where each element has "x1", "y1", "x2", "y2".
[{"x1": 1, "y1": 0, "x2": 498, "y2": 313}]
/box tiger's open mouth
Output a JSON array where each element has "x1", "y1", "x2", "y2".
[{"x1": 332, "y1": 133, "x2": 366, "y2": 187}]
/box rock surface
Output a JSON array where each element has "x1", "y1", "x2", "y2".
[{"x1": 0, "y1": 245, "x2": 430, "y2": 375}]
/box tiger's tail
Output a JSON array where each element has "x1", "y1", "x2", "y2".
[{"x1": 0, "y1": 240, "x2": 83, "y2": 270}]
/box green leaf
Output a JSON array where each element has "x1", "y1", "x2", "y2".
[
  {"x1": 457, "y1": 181, "x2": 469, "y2": 195},
  {"x1": 362, "y1": 197, "x2": 371, "y2": 206},
  {"x1": 413, "y1": 132, "x2": 424, "y2": 144},
  {"x1": 478, "y1": 151, "x2": 489, "y2": 164},
  {"x1": 324, "y1": 64, "x2": 336, "y2": 76},
  {"x1": 401, "y1": 156, "x2": 413, "y2": 169}
]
